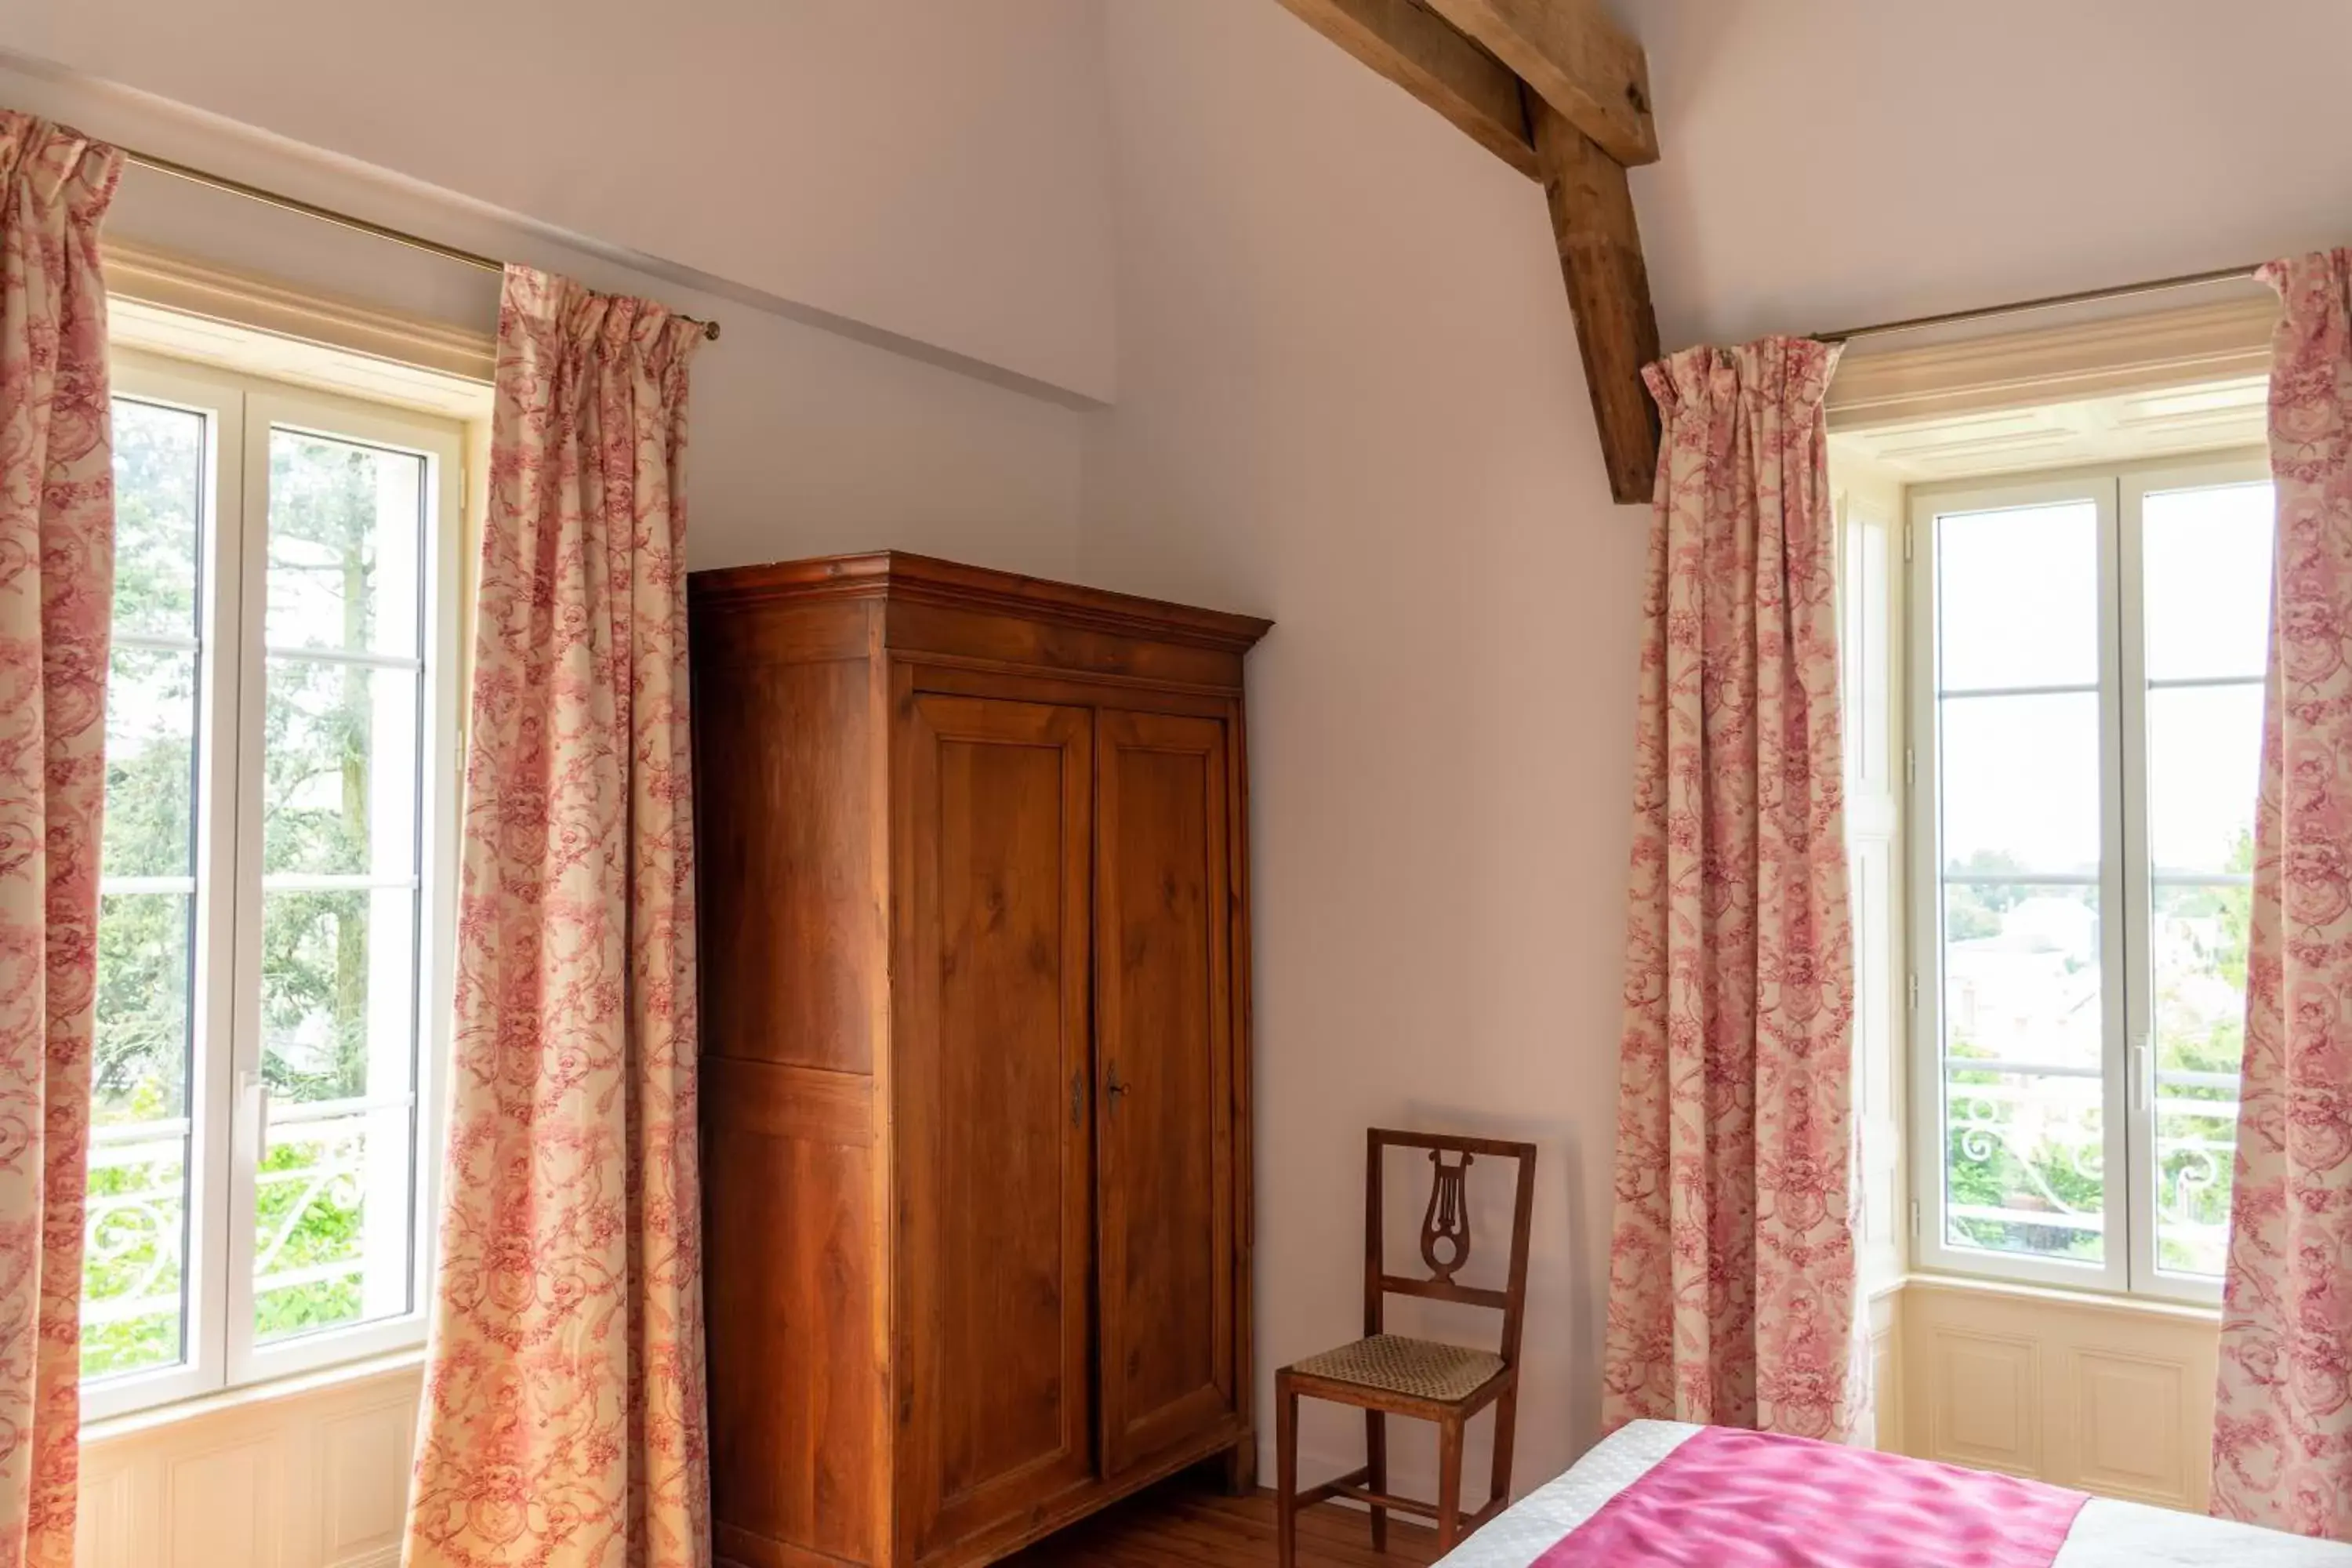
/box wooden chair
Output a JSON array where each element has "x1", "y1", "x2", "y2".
[{"x1": 1275, "y1": 1129, "x2": 1538, "y2": 1565}]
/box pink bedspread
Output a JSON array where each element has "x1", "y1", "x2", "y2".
[{"x1": 1532, "y1": 1426, "x2": 2090, "y2": 1568}]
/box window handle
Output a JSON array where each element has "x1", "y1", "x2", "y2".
[
  {"x1": 2129, "y1": 1035, "x2": 2153, "y2": 1116},
  {"x1": 240, "y1": 1069, "x2": 270, "y2": 1163}
]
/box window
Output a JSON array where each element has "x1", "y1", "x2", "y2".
[
  {"x1": 85, "y1": 351, "x2": 462, "y2": 1417},
  {"x1": 1910, "y1": 454, "x2": 2270, "y2": 1302}
]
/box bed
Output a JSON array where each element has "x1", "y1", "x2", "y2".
[{"x1": 1438, "y1": 1420, "x2": 2352, "y2": 1566}]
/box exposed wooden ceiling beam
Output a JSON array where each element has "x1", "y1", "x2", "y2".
[
  {"x1": 1272, "y1": 0, "x2": 1666, "y2": 503},
  {"x1": 1417, "y1": 0, "x2": 1657, "y2": 165},
  {"x1": 1532, "y1": 98, "x2": 1660, "y2": 503},
  {"x1": 1272, "y1": 0, "x2": 1538, "y2": 176}
]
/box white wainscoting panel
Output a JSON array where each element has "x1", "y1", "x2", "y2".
[
  {"x1": 1931, "y1": 1328, "x2": 2038, "y2": 1475},
  {"x1": 74, "y1": 1461, "x2": 137, "y2": 1566},
  {"x1": 1867, "y1": 1287, "x2": 1903, "y2": 1454},
  {"x1": 166, "y1": 1436, "x2": 281, "y2": 1568},
  {"x1": 2074, "y1": 1349, "x2": 2188, "y2": 1503},
  {"x1": 319, "y1": 1399, "x2": 416, "y2": 1564},
  {"x1": 78, "y1": 1356, "x2": 420, "y2": 1568},
  {"x1": 1896, "y1": 1279, "x2": 2220, "y2": 1511}
]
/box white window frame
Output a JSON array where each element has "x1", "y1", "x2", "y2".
[
  {"x1": 84, "y1": 350, "x2": 462, "y2": 1420},
  {"x1": 1905, "y1": 449, "x2": 2267, "y2": 1306}
]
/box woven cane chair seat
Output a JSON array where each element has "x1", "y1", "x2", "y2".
[{"x1": 1288, "y1": 1334, "x2": 1504, "y2": 1403}]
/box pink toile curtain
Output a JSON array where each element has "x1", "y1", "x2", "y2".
[
  {"x1": 405, "y1": 267, "x2": 708, "y2": 1568},
  {"x1": 2212, "y1": 250, "x2": 2352, "y2": 1541},
  {"x1": 0, "y1": 114, "x2": 119, "y2": 1567},
  {"x1": 1601, "y1": 339, "x2": 1867, "y2": 1443}
]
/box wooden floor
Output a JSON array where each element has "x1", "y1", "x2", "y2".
[{"x1": 1002, "y1": 1480, "x2": 1444, "y2": 1567}]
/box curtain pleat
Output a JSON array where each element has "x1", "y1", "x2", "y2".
[
  {"x1": 405, "y1": 266, "x2": 708, "y2": 1568},
  {"x1": 2212, "y1": 249, "x2": 2352, "y2": 1541},
  {"x1": 0, "y1": 110, "x2": 121, "y2": 1568},
  {"x1": 1601, "y1": 338, "x2": 1867, "y2": 1443}
]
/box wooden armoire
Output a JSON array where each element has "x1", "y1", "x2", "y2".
[{"x1": 691, "y1": 552, "x2": 1269, "y2": 1568}]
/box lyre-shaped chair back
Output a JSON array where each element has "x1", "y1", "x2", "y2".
[{"x1": 1364, "y1": 1129, "x2": 1538, "y2": 1370}]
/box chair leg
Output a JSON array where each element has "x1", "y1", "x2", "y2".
[
  {"x1": 1489, "y1": 1385, "x2": 1519, "y2": 1514},
  {"x1": 1365, "y1": 1408, "x2": 1388, "y2": 1552},
  {"x1": 1276, "y1": 1375, "x2": 1299, "y2": 1568},
  {"x1": 1435, "y1": 1416, "x2": 1465, "y2": 1554}
]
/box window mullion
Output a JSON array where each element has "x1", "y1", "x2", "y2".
[
  {"x1": 2102, "y1": 477, "x2": 2154, "y2": 1298},
  {"x1": 191, "y1": 378, "x2": 249, "y2": 1399},
  {"x1": 220, "y1": 390, "x2": 275, "y2": 1387}
]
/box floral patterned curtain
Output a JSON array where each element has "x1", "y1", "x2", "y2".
[
  {"x1": 2212, "y1": 250, "x2": 2352, "y2": 1541},
  {"x1": 1601, "y1": 339, "x2": 1866, "y2": 1443},
  {"x1": 405, "y1": 267, "x2": 708, "y2": 1568},
  {"x1": 0, "y1": 112, "x2": 119, "y2": 1568}
]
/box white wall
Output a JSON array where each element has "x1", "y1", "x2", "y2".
[
  {"x1": 1632, "y1": 0, "x2": 2352, "y2": 348},
  {"x1": 0, "y1": 59, "x2": 1091, "y2": 582},
  {"x1": 0, "y1": 0, "x2": 1116, "y2": 402},
  {"x1": 1081, "y1": 0, "x2": 1649, "y2": 1501}
]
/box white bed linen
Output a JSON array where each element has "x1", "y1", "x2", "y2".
[{"x1": 1439, "y1": 1420, "x2": 2352, "y2": 1567}]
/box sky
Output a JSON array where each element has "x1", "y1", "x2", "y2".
[{"x1": 1936, "y1": 482, "x2": 2272, "y2": 880}]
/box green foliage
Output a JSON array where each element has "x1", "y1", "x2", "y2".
[
  {"x1": 1945, "y1": 1109, "x2": 2105, "y2": 1261},
  {"x1": 85, "y1": 414, "x2": 409, "y2": 1380}
]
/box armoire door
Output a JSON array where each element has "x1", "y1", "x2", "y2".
[
  {"x1": 1094, "y1": 708, "x2": 1238, "y2": 1477},
  {"x1": 897, "y1": 692, "x2": 1097, "y2": 1559}
]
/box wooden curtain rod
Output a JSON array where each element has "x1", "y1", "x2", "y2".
[
  {"x1": 118, "y1": 144, "x2": 723, "y2": 342},
  {"x1": 1811, "y1": 261, "x2": 2268, "y2": 346}
]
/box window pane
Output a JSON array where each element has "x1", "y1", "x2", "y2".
[
  {"x1": 2147, "y1": 684, "x2": 2263, "y2": 877},
  {"x1": 89, "y1": 394, "x2": 209, "y2": 1384},
  {"x1": 1936, "y1": 501, "x2": 2101, "y2": 691},
  {"x1": 102, "y1": 646, "x2": 197, "y2": 880},
  {"x1": 87, "y1": 892, "x2": 194, "y2": 1379},
  {"x1": 1942, "y1": 882, "x2": 2104, "y2": 1071},
  {"x1": 2151, "y1": 884, "x2": 2245, "y2": 1279},
  {"x1": 260, "y1": 889, "x2": 416, "y2": 1102},
  {"x1": 111, "y1": 400, "x2": 202, "y2": 641},
  {"x1": 266, "y1": 430, "x2": 423, "y2": 658},
  {"x1": 262, "y1": 658, "x2": 422, "y2": 879},
  {"x1": 254, "y1": 1112, "x2": 415, "y2": 1344},
  {"x1": 1945, "y1": 1065, "x2": 2104, "y2": 1264},
  {"x1": 2143, "y1": 482, "x2": 2274, "y2": 682},
  {"x1": 1940, "y1": 693, "x2": 2103, "y2": 876},
  {"x1": 93, "y1": 891, "x2": 193, "y2": 1123},
  {"x1": 255, "y1": 858, "x2": 419, "y2": 1338},
  {"x1": 82, "y1": 1131, "x2": 187, "y2": 1377},
  {"x1": 254, "y1": 419, "x2": 430, "y2": 1358}
]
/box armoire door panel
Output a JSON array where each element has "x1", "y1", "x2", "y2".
[
  {"x1": 1095, "y1": 709, "x2": 1238, "y2": 1477},
  {"x1": 695, "y1": 656, "x2": 881, "y2": 1074},
  {"x1": 703, "y1": 1058, "x2": 882, "y2": 1565},
  {"x1": 897, "y1": 693, "x2": 1098, "y2": 1560}
]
